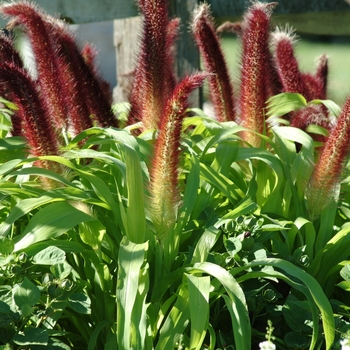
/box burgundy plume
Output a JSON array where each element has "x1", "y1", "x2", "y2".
[
  {"x1": 238, "y1": 2, "x2": 277, "y2": 147},
  {"x1": 192, "y1": 3, "x2": 235, "y2": 122}
]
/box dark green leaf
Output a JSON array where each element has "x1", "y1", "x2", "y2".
[
  {"x1": 12, "y1": 328, "x2": 48, "y2": 346},
  {"x1": 282, "y1": 295, "x2": 313, "y2": 334},
  {"x1": 284, "y1": 332, "x2": 311, "y2": 348},
  {"x1": 68, "y1": 293, "x2": 91, "y2": 314}
]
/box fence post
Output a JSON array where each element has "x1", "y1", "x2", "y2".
[
  {"x1": 113, "y1": 1, "x2": 202, "y2": 107},
  {"x1": 113, "y1": 16, "x2": 142, "y2": 103}
]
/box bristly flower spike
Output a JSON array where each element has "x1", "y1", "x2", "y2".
[
  {"x1": 0, "y1": 62, "x2": 60, "y2": 170},
  {"x1": 271, "y1": 26, "x2": 328, "y2": 101},
  {"x1": 48, "y1": 22, "x2": 117, "y2": 131},
  {"x1": 1, "y1": 2, "x2": 69, "y2": 129},
  {"x1": 238, "y1": 1, "x2": 277, "y2": 147},
  {"x1": 315, "y1": 54, "x2": 328, "y2": 98},
  {"x1": 0, "y1": 32, "x2": 25, "y2": 136},
  {"x1": 150, "y1": 72, "x2": 207, "y2": 236},
  {"x1": 306, "y1": 97, "x2": 350, "y2": 219},
  {"x1": 127, "y1": 0, "x2": 175, "y2": 130},
  {"x1": 192, "y1": 3, "x2": 235, "y2": 122},
  {"x1": 271, "y1": 25, "x2": 309, "y2": 97}
]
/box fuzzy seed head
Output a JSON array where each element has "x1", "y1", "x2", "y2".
[{"x1": 192, "y1": 3, "x2": 235, "y2": 122}]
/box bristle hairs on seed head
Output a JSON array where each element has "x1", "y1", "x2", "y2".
[
  {"x1": 270, "y1": 24, "x2": 299, "y2": 48},
  {"x1": 192, "y1": 2, "x2": 213, "y2": 31},
  {"x1": 243, "y1": 1, "x2": 278, "y2": 24}
]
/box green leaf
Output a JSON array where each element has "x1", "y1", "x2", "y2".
[
  {"x1": 14, "y1": 202, "x2": 97, "y2": 251},
  {"x1": 0, "y1": 300, "x2": 10, "y2": 313},
  {"x1": 282, "y1": 295, "x2": 313, "y2": 333},
  {"x1": 13, "y1": 278, "x2": 40, "y2": 308},
  {"x1": 336, "y1": 281, "x2": 350, "y2": 291},
  {"x1": 0, "y1": 237, "x2": 14, "y2": 255},
  {"x1": 50, "y1": 262, "x2": 73, "y2": 280},
  {"x1": 116, "y1": 237, "x2": 149, "y2": 350},
  {"x1": 88, "y1": 321, "x2": 110, "y2": 350},
  {"x1": 191, "y1": 226, "x2": 221, "y2": 263},
  {"x1": 12, "y1": 328, "x2": 48, "y2": 346},
  {"x1": 32, "y1": 246, "x2": 66, "y2": 265},
  {"x1": 68, "y1": 293, "x2": 91, "y2": 314},
  {"x1": 155, "y1": 285, "x2": 190, "y2": 350},
  {"x1": 266, "y1": 92, "x2": 307, "y2": 117},
  {"x1": 189, "y1": 262, "x2": 250, "y2": 350},
  {"x1": 215, "y1": 198, "x2": 258, "y2": 228},
  {"x1": 234, "y1": 258, "x2": 335, "y2": 349},
  {"x1": 284, "y1": 332, "x2": 311, "y2": 348},
  {"x1": 187, "y1": 275, "x2": 210, "y2": 350},
  {"x1": 123, "y1": 144, "x2": 146, "y2": 244},
  {"x1": 224, "y1": 237, "x2": 242, "y2": 257},
  {"x1": 341, "y1": 265, "x2": 350, "y2": 282}
]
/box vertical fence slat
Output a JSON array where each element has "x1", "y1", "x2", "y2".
[{"x1": 113, "y1": 16, "x2": 142, "y2": 103}]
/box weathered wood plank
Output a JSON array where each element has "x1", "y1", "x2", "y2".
[{"x1": 113, "y1": 16, "x2": 142, "y2": 103}]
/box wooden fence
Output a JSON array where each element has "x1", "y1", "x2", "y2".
[{"x1": 2, "y1": 0, "x2": 350, "y2": 103}]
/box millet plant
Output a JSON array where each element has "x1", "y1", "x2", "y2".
[{"x1": 0, "y1": 0, "x2": 350, "y2": 349}]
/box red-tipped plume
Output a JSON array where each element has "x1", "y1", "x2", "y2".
[
  {"x1": 150, "y1": 72, "x2": 207, "y2": 235},
  {"x1": 306, "y1": 97, "x2": 350, "y2": 218},
  {"x1": 238, "y1": 1, "x2": 277, "y2": 147},
  {"x1": 1, "y1": 2, "x2": 68, "y2": 129},
  {"x1": 192, "y1": 3, "x2": 235, "y2": 122},
  {"x1": 0, "y1": 63, "x2": 60, "y2": 168},
  {"x1": 127, "y1": 0, "x2": 176, "y2": 130}
]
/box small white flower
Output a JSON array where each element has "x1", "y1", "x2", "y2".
[
  {"x1": 340, "y1": 338, "x2": 350, "y2": 350},
  {"x1": 259, "y1": 340, "x2": 276, "y2": 350}
]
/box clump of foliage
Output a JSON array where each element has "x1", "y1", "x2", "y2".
[{"x1": 0, "y1": 0, "x2": 350, "y2": 349}]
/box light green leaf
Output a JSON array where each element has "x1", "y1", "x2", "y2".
[
  {"x1": 155, "y1": 285, "x2": 190, "y2": 350},
  {"x1": 123, "y1": 144, "x2": 146, "y2": 244},
  {"x1": 340, "y1": 264, "x2": 350, "y2": 282},
  {"x1": 0, "y1": 237, "x2": 14, "y2": 255},
  {"x1": 116, "y1": 237, "x2": 149, "y2": 350},
  {"x1": 50, "y1": 262, "x2": 73, "y2": 280},
  {"x1": 191, "y1": 226, "x2": 221, "y2": 263},
  {"x1": 266, "y1": 92, "x2": 307, "y2": 117},
  {"x1": 187, "y1": 275, "x2": 210, "y2": 350},
  {"x1": 13, "y1": 278, "x2": 40, "y2": 308},
  {"x1": 14, "y1": 202, "x2": 96, "y2": 251},
  {"x1": 32, "y1": 246, "x2": 66, "y2": 265}
]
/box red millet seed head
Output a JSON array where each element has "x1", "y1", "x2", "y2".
[
  {"x1": 1, "y1": 2, "x2": 70, "y2": 129},
  {"x1": 150, "y1": 72, "x2": 207, "y2": 232},
  {"x1": 307, "y1": 98, "x2": 350, "y2": 217},
  {"x1": 127, "y1": 0, "x2": 175, "y2": 130},
  {"x1": 192, "y1": 3, "x2": 235, "y2": 122},
  {"x1": 270, "y1": 25, "x2": 316, "y2": 102},
  {"x1": 238, "y1": 1, "x2": 276, "y2": 147}
]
